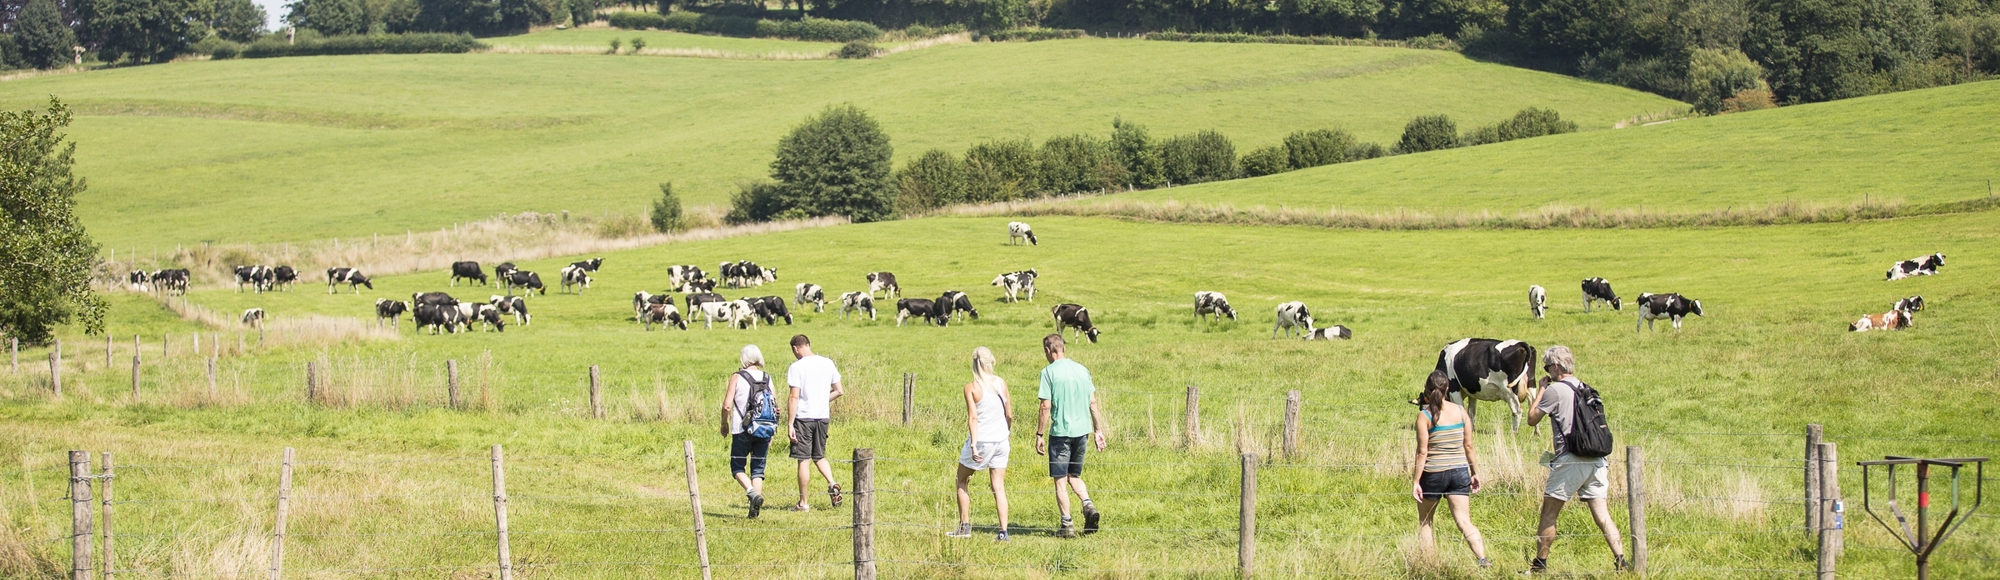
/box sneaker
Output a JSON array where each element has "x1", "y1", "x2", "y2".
[
  {"x1": 996, "y1": 530, "x2": 1010, "y2": 542},
  {"x1": 1519, "y1": 558, "x2": 1547, "y2": 575},
  {"x1": 1478, "y1": 558, "x2": 1491, "y2": 569},
  {"x1": 946, "y1": 523, "x2": 973, "y2": 538},
  {"x1": 1081, "y1": 502, "x2": 1101, "y2": 535},
  {"x1": 828, "y1": 483, "x2": 844, "y2": 508},
  {"x1": 1056, "y1": 516, "x2": 1077, "y2": 538},
  {"x1": 747, "y1": 492, "x2": 764, "y2": 519},
  {"x1": 1614, "y1": 555, "x2": 1629, "y2": 571}
]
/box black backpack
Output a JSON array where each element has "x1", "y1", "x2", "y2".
[{"x1": 1563, "y1": 379, "x2": 1615, "y2": 458}]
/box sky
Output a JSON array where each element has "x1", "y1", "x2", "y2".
[{"x1": 256, "y1": 0, "x2": 287, "y2": 32}]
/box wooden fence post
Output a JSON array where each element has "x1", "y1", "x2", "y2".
[
  {"x1": 69, "y1": 450, "x2": 93, "y2": 580},
  {"x1": 1626, "y1": 446, "x2": 1647, "y2": 577},
  {"x1": 163, "y1": 333, "x2": 169, "y2": 359},
  {"x1": 1816, "y1": 442, "x2": 1840, "y2": 580},
  {"x1": 853, "y1": 448, "x2": 875, "y2": 580},
  {"x1": 10, "y1": 336, "x2": 17, "y2": 373},
  {"x1": 132, "y1": 336, "x2": 140, "y2": 364},
  {"x1": 588, "y1": 365, "x2": 603, "y2": 419},
  {"x1": 192, "y1": 333, "x2": 199, "y2": 359},
  {"x1": 448, "y1": 360, "x2": 461, "y2": 409},
  {"x1": 683, "y1": 441, "x2": 712, "y2": 580},
  {"x1": 305, "y1": 362, "x2": 318, "y2": 403},
  {"x1": 1239, "y1": 453, "x2": 1258, "y2": 578},
  {"x1": 1805, "y1": 424, "x2": 1822, "y2": 534},
  {"x1": 1185, "y1": 385, "x2": 1201, "y2": 448},
  {"x1": 50, "y1": 350, "x2": 61, "y2": 397},
  {"x1": 492, "y1": 445, "x2": 513, "y2": 580},
  {"x1": 100, "y1": 452, "x2": 114, "y2": 580},
  {"x1": 1282, "y1": 391, "x2": 1300, "y2": 459},
  {"x1": 129, "y1": 357, "x2": 140, "y2": 400},
  {"x1": 270, "y1": 447, "x2": 293, "y2": 580},
  {"x1": 207, "y1": 358, "x2": 217, "y2": 401},
  {"x1": 106, "y1": 335, "x2": 113, "y2": 369},
  {"x1": 901, "y1": 374, "x2": 913, "y2": 425}
]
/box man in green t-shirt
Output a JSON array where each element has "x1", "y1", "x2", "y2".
[{"x1": 1035, "y1": 333, "x2": 1108, "y2": 538}]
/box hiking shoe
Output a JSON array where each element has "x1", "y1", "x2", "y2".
[
  {"x1": 1519, "y1": 558, "x2": 1547, "y2": 575},
  {"x1": 747, "y1": 492, "x2": 764, "y2": 519},
  {"x1": 995, "y1": 530, "x2": 1010, "y2": 542},
  {"x1": 946, "y1": 522, "x2": 973, "y2": 538},
  {"x1": 1056, "y1": 517, "x2": 1077, "y2": 538},
  {"x1": 829, "y1": 483, "x2": 844, "y2": 508},
  {"x1": 1614, "y1": 555, "x2": 1629, "y2": 571},
  {"x1": 1477, "y1": 558, "x2": 1491, "y2": 569},
  {"x1": 1081, "y1": 503, "x2": 1101, "y2": 535}
]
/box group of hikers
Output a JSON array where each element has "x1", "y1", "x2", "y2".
[{"x1": 715, "y1": 335, "x2": 1621, "y2": 572}]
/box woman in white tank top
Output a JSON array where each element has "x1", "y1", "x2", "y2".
[{"x1": 950, "y1": 347, "x2": 1014, "y2": 541}]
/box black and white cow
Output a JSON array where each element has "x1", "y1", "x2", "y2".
[
  {"x1": 640, "y1": 301, "x2": 688, "y2": 331},
  {"x1": 1581, "y1": 278, "x2": 1621, "y2": 312},
  {"x1": 728, "y1": 299, "x2": 760, "y2": 329},
  {"x1": 413, "y1": 303, "x2": 462, "y2": 335},
  {"x1": 374, "y1": 299, "x2": 409, "y2": 328},
  {"x1": 840, "y1": 292, "x2": 876, "y2": 321},
  {"x1": 234, "y1": 266, "x2": 267, "y2": 293},
  {"x1": 633, "y1": 291, "x2": 664, "y2": 324},
  {"x1": 456, "y1": 302, "x2": 505, "y2": 332},
  {"x1": 748, "y1": 296, "x2": 794, "y2": 325},
  {"x1": 1194, "y1": 291, "x2": 1237, "y2": 321},
  {"x1": 938, "y1": 291, "x2": 977, "y2": 323},
  {"x1": 866, "y1": 272, "x2": 901, "y2": 299},
  {"x1": 1273, "y1": 301, "x2": 1313, "y2": 338},
  {"x1": 489, "y1": 295, "x2": 530, "y2": 325},
  {"x1": 413, "y1": 292, "x2": 458, "y2": 308},
  {"x1": 796, "y1": 283, "x2": 826, "y2": 313},
  {"x1": 1886, "y1": 253, "x2": 1945, "y2": 281},
  {"x1": 249, "y1": 267, "x2": 276, "y2": 293},
  {"x1": 241, "y1": 308, "x2": 266, "y2": 329},
  {"x1": 151, "y1": 269, "x2": 190, "y2": 296},
  {"x1": 686, "y1": 293, "x2": 732, "y2": 329},
  {"x1": 1434, "y1": 338, "x2": 1540, "y2": 432},
  {"x1": 896, "y1": 298, "x2": 941, "y2": 327},
  {"x1": 668, "y1": 265, "x2": 707, "y2": 292},
  {"x1": 127, "y1": 270, "x2": 150, "y2": 291},
  {"x1": 326, "y1": 268, "x2": 372, "y2": 294},
  {"x1": 507, "y1": 270, "x2": 545, "y2": 296},
  {"x1": 1894, "y1": 295, "x2": 1925, "y2": 313},
  {"x1": 1849, "y1": 309, "x2": 1912, "y2": 332},
  {"x1": 990, "y1": 269, "x2": 1037, "y2": 303},
  {"x1": 1008, "y1": 221, "x2": 1038, "y2": 246},
  {"x1": 495, "y1": 263, "x2": 520, "y2": 290},
  {"x1": 1529, "y1": 285, "x2": 1547, "y2": 319},
  {"x1": 1052, "y1": 304, "x2": 1101, "y2": 343},
  {"x1": 1636, "y1": 292, "x2": 1704, "y2": 332},
  {"x1": 272, "y1": 266, "x2": 298, "y2": 291},
  {"x1": 451, "y1": 261, "x2": 487, "y2": 286},
  {"x1": 559, "y1": 264, "x2": 591, "y2": 294},
  {"x1": 570, "y1": 257, "x2": 604, "y2": 273},
  {"x1": 1303, "y1": 325, "x2": 1351, "y2": 340},
  {"x1": 721, "y1": 261, "x2": 775, "y2": 288}
]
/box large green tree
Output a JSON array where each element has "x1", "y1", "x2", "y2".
[
  {"x1": 15, "y1": 0, "x2": 77, "y2": 69},
  {"x1": 0, "y1": 99, "x2": 104, "y2": 345},
  {"x1": 198, "y1": 0, "x2": 268, "y2": 41},
  {"x1": 78, "y1": 0, "x2": 197, "y2": 63},
  {"x1": 769, "y1": 105, "x2": 896, "y2": 223}
]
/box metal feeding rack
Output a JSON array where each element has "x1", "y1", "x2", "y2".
[{"x1": 1856, "y1": 455, "x2": 1986, "y2": 580}]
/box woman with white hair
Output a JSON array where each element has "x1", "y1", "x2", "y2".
[
  {"x1": 720, "y1": 344, "x2": 776, "y2": 519},
  {"x1": 948, "y1": 346, "x2": 1014, "y2": 541}
]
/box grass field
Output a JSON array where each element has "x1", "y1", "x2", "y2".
[
  {"x1": 0, "y1": 38, "x2": 1678, "y2": 249},
  {"x1": 1098, "y1": 79, "x2": 2000, "y2": 214},
  {"x1": 4, "y1": 208, "x2": 1996, "y2": 577}
]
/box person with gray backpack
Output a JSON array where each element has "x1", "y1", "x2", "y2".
[
  {"x1": 1523, "y1": 345, "x2": 1626, "y2": 574},
  {"x1": 720, "y1": 345, "x2": 780, "y2": 519}
]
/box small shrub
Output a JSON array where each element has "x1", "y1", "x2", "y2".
[
  {"x1": 1720, "y1": 88, "x2": 1778, "y2": 113},
  {"x1": 658, "y1": 12, "x2": 878, "y2": 41},
  {"x1": 1686, "y1": 48, "x2": 1767, "y2": 114},
  {"x1": 1352, "y1": 142, "x2": 1387, "y2": 159},
  {"x1": 239, "y1": 33, "x2": 484, "y2": 58},
  {"x1": 609, "y1": 38, "x2": 622, "y2": 53},
  {"x1": 1037, "y1": 134, "x2": 1126, "y2": 195},
  {"x1": 895, "y1": 149, "x2": 969, "y2": 213},
  {"x1": 631, "y1": 37, "x2": 646, "y2": 52},
  {"x1": 650, "y1": 182, "x2": 683, "y2": 233},
  {"x1": 725, "y1": 181, "x2": 785, "y2": 224},
  {"x1": 1396, "y1": 114, "x2": 1458, "y2": 154},
  {"x1": 1284, "y1": 129, "x2": 1358, "y2": 169},
  {"x1": 607, "y1": 11, "x2": 668, "y2": 29},
  {"x1": 1158, "y1": 130, "x2": 1238, "y2": 185},
  {"x1": 986, "y1": 28, "x2": 1086, "y2": 42},
  {"x1": 964, "y1": 139, "x2": 1038, "y2": 202},
  {"x1": 1462, "y1": 108, "x2": 1576, "y2": 146},
  {"x1": 191, "y1": 36, "x2": 244, "y2": 59},
  {"x1": 836, "y1": 40, "x2": 877, "y2": 59},
  {"x1": 1239, "y1": 145, "x2": 1290, "y2": 178}
]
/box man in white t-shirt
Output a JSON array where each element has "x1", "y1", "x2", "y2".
[{"x1": 785, "y1": 334, "x2": 845, "y2": 511}]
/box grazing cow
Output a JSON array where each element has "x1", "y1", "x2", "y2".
[
  {"x1": 728, "y1": 299, "x2": 760, "y2": 329},
  {"x1": 939, "y1": 291, "x2": 977, "y2": 323},
  {"x1": 840, "y1": 292, "x2": 876, "y2": 321},
  {"x1": 234, "y1": 266, "x2": 266, "y2": 293},
  {"x1": 1529, "y1": 285, "x2": 1547, "y2": 319},
  {"x1": 633, "y1": 291, "x2": 660, "y2": 323},
  {"x1": 570, "y1": 257, "x2": 604, "y2": 273},
  {"x1": 686, "y1": 293, "x2": 729, "y2": 328},
  {"x1": 1194, "y1": 291, "x2": 1237, "y2": 321},
  {"x1": 746, "y1": 296, "x2": 794, "y2": 325},
  {"x1": 1008, "y1": 221, "x2": 1038, "y2": 246},
  {"x1": 1304, "y1": 326, "x2": 1352, "y2": 340},
  {"x1": 1434, "y1": 338, "x2": 1540, "y2": 432},
  {"x1": 896, "y1": 298, "x2": 942, "y2": 327},
  {"x1": 558, "y1": 265, "x2": 592, "y2": 294},
  {"x1": 796, "y1": 283, "x2": 827, "y2": 313},
  {"x1": 668, "y1": 265, "x2": 708, "y2": 292},
  {"x1": 374, "y1": 299, "x2": 410, "y2": 328},
  {"x1": 1636, "y1": 292, "x2": 1704, "y2": 332},
  {"x1": 151, "y1": 269, "x2": 190, "y2": 296},
  {"x1": 249, "y1": 267, "x2": 276, "y2": 293},
  {"x1": 413, "y1": 303, "x2": 462, "y2": 335},
  {"x1": 451, "y1": 261, "x2": 487, "y2": 286},
  {"x1": 127, "y1": 270, "x2": 150, "y2": 291},
  {"x1": 1581, "y1": 278, "x2": 1621, "y2": 312},
  {"x1": 1051, "y1": 303, "x2": 1101, "y2": 343},
  {"x1": 272, "y1": 266, "x2": 298, "y2": 291},
  {"x1": 1885, "y1": 253, "x2": 1945, "y2": 281},
  {"x1": 990, "y1": 269, "x2": 1038, "y2": 303},
  {"x1": 506, "y1": 270, "x2": 545, "y2": 296},
  {"x1": 494, "y1": 263, "x2": 519, "y2": 290},
  {"x1": 489, "y1": 296, "x2": 530, "y2": 325},
  {"x1": 241, "y1": 308, "x2": 266, "y2": 329},
  {"x1": 866, "y1": 272, "x2": 901, "y2": 299},
  {"x1": 326, "y1": 268, "x2": 372, "y2": 294},
  {"x1": 1894, "y1": 295, "x2": 1925, "y2": 313},
  {"x1": 1273, "y1": 301, "x2": 1314, "y2": 339},
  {"x1": 456, "y1": 302, "x2": 505, "y2": 332},
  {"x1": 1849, "y1": 309, "x2": 1913, "y2": 332},
  {"x1": 720, "y1": 261, "x2": 774, "y2": 288},
  {"x1": 640, "y1": 302, "x2": 688, "y2": 331},
  {"x1": 412, "y1": 292, "x2": 459, "y2": 307},
  {"x1": 684, "y1": 278, "x2": 717, "y2": 293}
]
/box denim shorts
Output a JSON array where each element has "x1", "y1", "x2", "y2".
[
  {"x1": 1418, "y1": 467, "x2": 1473, "y2": 500},
  {"x1": 1048, "y1": 435, "x2": 1088, "y2": 478},
  {"x1": 729, "y1": 433, "x2": 771, "y2": 479}
]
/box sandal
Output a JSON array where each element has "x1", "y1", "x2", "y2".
[{"x1": 828, "y1": 483, "x2": 844, "y2": 508}]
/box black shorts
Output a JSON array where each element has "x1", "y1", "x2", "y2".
[
  {"x1": 1418, "y1": 467, "x2": 1473, "y2": 500},
  {"x1": 789, "y1": 419, "x2": 829, "y2": 460},
  {"x1": 729, "y1": 433, "x2": 770, "y2": 479},
  {"x1": 1048, "y1": 435, "x2": 1088, "y2": 478}
]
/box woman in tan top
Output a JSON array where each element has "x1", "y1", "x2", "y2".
[{"x1": 1413, "y1": 370, "x2": 1489, "y2": 567}]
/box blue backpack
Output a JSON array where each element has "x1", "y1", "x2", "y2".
[{"x1": 737, "y1": 371, "x2": 779, "y2": 439}]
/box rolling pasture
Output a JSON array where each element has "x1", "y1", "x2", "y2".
[
  {"x1": 0, "y1": 38, "x2": 1678, "y2": 249},
  {"x1": 4, "y1": 209, "x2": 1997, "y2": 577}
]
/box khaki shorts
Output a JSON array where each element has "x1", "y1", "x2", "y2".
[{"x1": 1543, "y1": 452, "x2": 1610, "y2": 501}]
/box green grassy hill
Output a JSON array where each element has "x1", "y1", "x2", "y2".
[
  {"x1": 1098, "y1": 80, "x2": 2000, "y2": 213},
  {"x1": 0, "y1": 38, "x2": 1678, "y2": 249}
]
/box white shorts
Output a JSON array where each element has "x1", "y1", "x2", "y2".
[
  {"x1": 1543, "y1": 452, "x2": 1610, "y2": 501},
  {"x1": 959, "y1": 440, "x2": 1010, "y2": 470}
]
